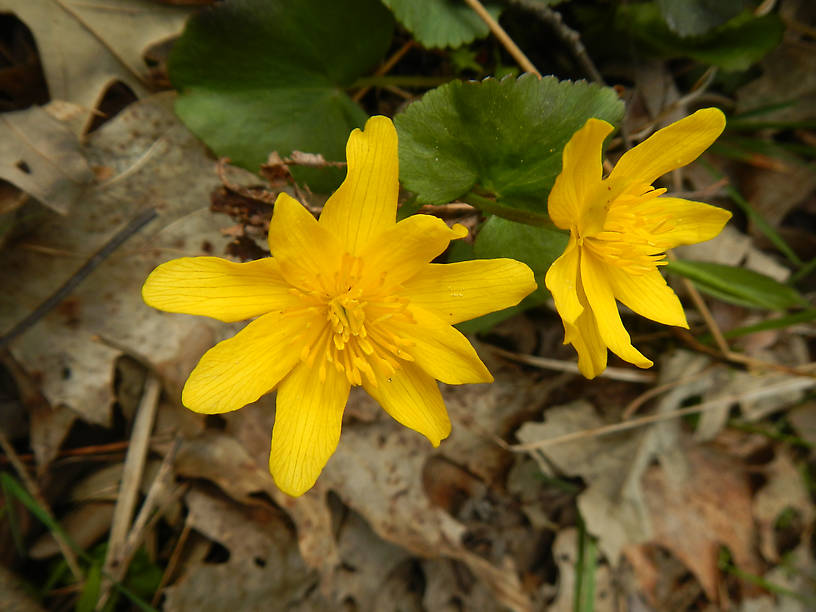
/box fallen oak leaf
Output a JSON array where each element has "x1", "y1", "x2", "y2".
[
  {"x1": 5, "y1": 0, "x2": 195, "y2": 132},
  {"x1": 0, "y1": 104, "x2": 93, "y2": 214}
]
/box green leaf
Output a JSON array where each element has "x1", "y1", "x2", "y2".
[
  {"x1": 617, "y1": 4, "x2": 784, "y2": 71},
  {"x1": 169, "y1": 0, "x2": 393, "y2": 190},
  {"x1": 382, "y1": 0, "x2": 501, "y2": 49},
  {"x1": 395, "y1": 75, "x2": 624, "y2": 221},
  {"x1": 656, "y1": 0, "x2": 743, "y2": 37},
  {"x1": 456, "y1": 215, "x2": 568, "y2": 332},
  {"x1": 76, "y1": 562, "x2": 102, "y2": 612},
  {"x1": 666, "y1": 260, "x2": 807, "y2": 311}
]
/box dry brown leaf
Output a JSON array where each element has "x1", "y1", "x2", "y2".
[
  {"x1": 0, "y1": 105, "x2": 93, "y2": 214},
  {"x1": 737, "y1": 42, "x2": 816, "y2": 123},
  {"x1": 224, "y1": 389, "x2": 535, "y2": 612},
  {"x1": 29, "y1": 502, "x2": 114, "y2": 559},
  {"x1": 163, "y1": 487, "x2": 328, "y2": 612},
  {"x1": 787, "y1": 401, "x2": 816, "y2": 447},
  {"x1": 0, "y1": 566, "x2": 45, "y2": 612},
  {"x1": 5, "y1": 0, "x2": 194, "y2": 132},
  {"x1": 549, "y1": 528, "x2": 615, "y2": 612},
  {"x1": 642, "y1": 442, "x2": 761, "y2": 602},
  {"x1": 0, "y1": 94, "x2": 238, "y2": 426},
  {"x1": 753, "y1": 450, "x2": 814, "y2": 563}
]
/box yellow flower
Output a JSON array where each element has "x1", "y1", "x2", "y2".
[
  {"x1": 545, "y1": 108, "x2": 732, "y2": 379},
  {"x1": 143, "y1": 116, "x2": 536, "y2": 496}
]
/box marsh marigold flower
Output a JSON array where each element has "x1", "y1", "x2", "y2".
[
  {"x1": 545, "y1": 108, "x2": 732, "y2": 379},
  {"x1": 143, "y1": 116, "x2": 536, "y2": 496}
]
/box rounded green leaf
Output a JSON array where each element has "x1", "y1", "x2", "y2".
[
  {"x1": 169, "y1": 0, "x2": 393, "y2": 189},
  {"x1": 395, "y1": 75, "x2": 624, "y2": 219},
  {"x1": 617, "y1": 4, "x2": 783, "y2": 71},
  {"x1": 382, "y1": 0, "x2": 501, "y2": 49},
  {"x1": 656, "y1": 0, "x2": 743, "y2": 37}
]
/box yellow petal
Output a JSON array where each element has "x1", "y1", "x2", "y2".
[
  {"x1": 545, "y1": 235, "x2": 583, "y2": 325},
  {"x1": 360, "y1": 215, "x2": 467, "y2": 289},
  {"x1": 563, "y1": 309, "x2": 607, "y2": 379},
  {"x1": 401, "y1": 259, "x2": 536, "y2": 325},
  {"x1": 645, "y1": 197, "x2": 732, "y2": 248},
  {"x1": 269, "y1": 361, "x2": 350, "y2": 497},
  {"x1": 393, "y1": 306, "x2": 493, "y2": 385},
  {"x1": 319, "y1": 115, "x2": 399, "y2": 254},
  {"x1": 364, "y1": 362, "x2": 451, "y2": 446},
  {"x1": 548, "y1": 118, "x2": 612, "y2": 232},
  {"x1": 267, "y1": 192, "x2": 343, "y2": 290},
  {"x1": 142, "y1": 256, "x2": 297, "y2": 322},
  {"x1": 182, "y1": 310, "x2": 308, "y2": 414},
  {"x1": 607, "y1": 266, "x2": 688, "y2": 328},
  {"x1": 579, "y1": 252, "x2": 653, "y2": 369},
  {"x1": 608, "y1": 108, "x2": 725, "y2": 188}
]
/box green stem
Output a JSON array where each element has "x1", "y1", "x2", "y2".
[{"x1": 463, "y1": 191, "x2": 553, "y2": 226}]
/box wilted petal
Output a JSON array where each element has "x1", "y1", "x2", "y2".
[{"x1": 269, "y1": 361, "x2": 350, "y2": 497}]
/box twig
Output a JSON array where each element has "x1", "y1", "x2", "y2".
[
  {"x1": 419, "y1": 202, "x2": 478, "y2": 217},
  {"x1": 0, "y1": 431, "x2": 84, "y2": 581},
  {"x1": 511, "y1": 0, "x2": 604, "y2": 83},
  {"x1": 463, "y1": 0, "x2": 542, "y2": 77},
  {"x1": 352, "y1": 39, "x2": 414, "y2": 102},
  {"x1": 99, "y1": 373, "x2": 161, "y2": 605},
  {"x1": 510, "y1": 377, "x2": 816, "y2": 452},
  {"x1": 153, "y1": 518, "x2": 191, "y2": 606},
  {"x1": 0, "y1": 208, "x2": 157, "y2": 348},
  {"x1": 622, "y1": 369, "x2": 714, "y2": 419},
  {"x1": 487, "y1": 345, "x2": 656, "y2": 383}
]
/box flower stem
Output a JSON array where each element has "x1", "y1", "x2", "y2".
[{"x1": 462, "y1": 0, "x2": 541, "y2": 77}]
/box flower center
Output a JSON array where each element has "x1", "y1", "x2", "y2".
[
  {"x1": 582, "y1": 184, "x2": 674, "y2": 274},
  {"x1": 292, "y1": 254, "x2": 415, "y2": 387}
]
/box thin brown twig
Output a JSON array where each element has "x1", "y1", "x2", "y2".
[
  {"x1": 153, "y1": 518, "x2": 191, "y2": 606},
  {"x1": 0, "y1": 208, "x2": 158, "y2": 349},
  {"x1": 668, "y1": 253, "x2": 816, "y2": 378},
  {"x1": 509, "y1": 377, "x2": 816, "y2": 452},
  {"x1": 463, "y1": 0, "x2": 542, "y2": 77},
  {"x1": 0, "y1": 431, "x2": 84, "y2": 581},
  {"x1": 100, "y1": 373, "x2": 161, "y2": 605},
  {"x1": 352, "y1": 40, "x2": 414, "y2": 102},
  {"x1": 511, "y1": 0, "x2": 604, "y2": 83},
  {"x1": 487, "y1": 344, "x2": 656, "y2": 383},
  {"x1": 622, "y1": 369, "x2": 714, "y2": 419}
]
